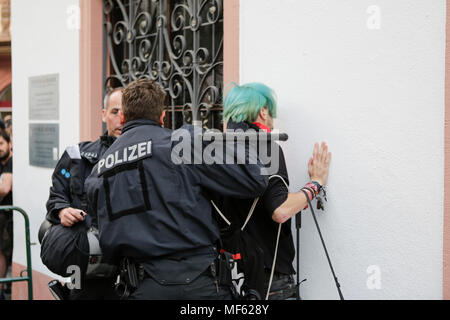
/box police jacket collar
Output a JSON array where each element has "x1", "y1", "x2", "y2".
[
  {"x1": 227, "y1": 121, "x2": 260, "y2": 132},
  {"x1": 100, "y1": 131, "x2": 116, "y2": 148},
  {"x1": 122, "y1": 119, "x2": 160, "y2": 134}
]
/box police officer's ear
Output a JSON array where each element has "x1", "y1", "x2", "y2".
[
  {"x1": 101, "y1": 107, "x2": 107, "y2": 123},
  {"x1": 258, "y1": 107, "x2": 269, "y2": 122},
  {"x1": 119, "y1": 110, "x2": 126, "y2": 126},
  {"x1": 159, "y1": 110, "x2": 166, "y2": 127}
]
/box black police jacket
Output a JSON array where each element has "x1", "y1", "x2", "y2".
[
  {"x1": 85, "y1": 119, "x2": 269, "y2": 264},
  {"x1": 46, "y1": 133, "x2": 116, "y2": 224}
]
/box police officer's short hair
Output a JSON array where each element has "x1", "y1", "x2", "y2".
[
  {"x1": 122, "y1": 79, "x2": 166, "y2": 122},
  {"x1": 103, "y1": 87, "x2": 124, "y2": 110}
]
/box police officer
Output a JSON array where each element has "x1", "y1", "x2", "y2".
[
  {"x1": 85, "y1": 79, "x2": 269, "y2": 300},
  {"x1": 45, "y1": 87, "x2": 123, "y2": 300}
]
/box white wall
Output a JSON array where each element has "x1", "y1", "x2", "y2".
[
  {"x1": 11, "y1": 0, "x2": 80, "y2": 277},
  {"x1": 240, "y1": 0, "x2": 446, "y2": 299}
]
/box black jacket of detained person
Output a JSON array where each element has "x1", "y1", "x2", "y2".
[
  {"x1": 85, "y1": 119, "x2": 268, "y2": 280},
  {"x1": 221, "y1": 121, "x2": 295, "y2": 276}
]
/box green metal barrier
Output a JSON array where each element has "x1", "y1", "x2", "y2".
[{"x1": 0, "y1": 206, "x2": 33, "y2": 300}]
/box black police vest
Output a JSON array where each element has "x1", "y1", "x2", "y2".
[{"x1": 70, "y1": 136, "x2": 115, "y2": 212}]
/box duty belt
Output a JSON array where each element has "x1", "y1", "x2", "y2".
[{"x1": 115, "y1": 257, "x2": 145, "y2": 300}]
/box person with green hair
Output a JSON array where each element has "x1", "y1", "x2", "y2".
[
  {"x1": 220, "y1": 82, "x2": 332, "y2": 300},
  {"x1": 223, "y1": 82, "x2": 277, "y2": 130}
]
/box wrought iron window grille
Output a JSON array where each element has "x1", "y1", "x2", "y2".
[{"x1": 103, "y1": 0, "x2": 224, "y2": 130}]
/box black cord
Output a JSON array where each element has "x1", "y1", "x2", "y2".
[{"x1": 300, "y1": 189, "x2": 344, "y2": 300}]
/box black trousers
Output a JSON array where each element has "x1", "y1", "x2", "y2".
[
  {"x1": 129, "y1": 270, "x2": 232, "y2": 300},
  {"x1": 263, "y1": 272, "x2": 297, "y2": 300},
  {"x1": 69, "y1": 278, "x2": 119, "y2": 300},
  {"x1": 0, "y1": 211, "x2": 13, "y2": 264}
]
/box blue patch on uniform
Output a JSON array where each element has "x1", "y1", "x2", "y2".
[
  {"x1": 65, "y1": 172, "x2": 71, "y2": 179},
  {"x1": 61, "y1": 169, "x2": 66, "y2": 175}
]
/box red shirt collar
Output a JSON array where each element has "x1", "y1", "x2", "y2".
[{"x1": 252, "y1": 122, "x2": 272, "y2": 133}]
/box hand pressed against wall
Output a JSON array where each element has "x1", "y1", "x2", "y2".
[{"x1": 308, "y1": 142, "x2": 332, "y2": 187}]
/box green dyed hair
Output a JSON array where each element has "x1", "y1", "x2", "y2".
[{"x1": 223, "y1": 82, "x2": 277, "y2": 123}]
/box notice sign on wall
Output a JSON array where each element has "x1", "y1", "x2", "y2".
[
  {"x1": 29, "y1": 124, "x2": 59, "y2": 168},
  {"x1": 29, "y1": 74, "x2": 59, "y2": 120}
]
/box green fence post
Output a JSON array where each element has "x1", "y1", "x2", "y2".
[{"x1": 0, "y1": 206, "x2": 33, "y2": 300}]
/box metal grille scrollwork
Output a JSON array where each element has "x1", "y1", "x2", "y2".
[{"x1": 104, "y1": 0, "x2": 224, "y2": 130}]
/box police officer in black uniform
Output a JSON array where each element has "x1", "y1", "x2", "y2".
[
  {"x1": 85, "y1": 79, "x2": 269, "y2": 300},
  {"x1": 45, "y1": 87, "x2": 123, "y2": 300}
]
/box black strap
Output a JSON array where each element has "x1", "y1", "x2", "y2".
[
  {"x1": 300, "y1": 189, "x2": 344, "y2": 300},
  {"x1": 295, "y1": 212, "x2": 301, "y2": 300}
]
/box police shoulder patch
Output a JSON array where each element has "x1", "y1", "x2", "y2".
[
  {"x1": 66, "y1": 145, "x2": 81, "y2": 160},
  {"x1": 81, "y1": 151, "x2": 98, "y2": 161}
]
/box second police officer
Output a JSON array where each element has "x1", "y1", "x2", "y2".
[{"x1": 44, "y1": 87, "x2": 123, "y2": 300}]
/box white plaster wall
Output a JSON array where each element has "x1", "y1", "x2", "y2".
[
  {"x1": 240, "y1": 0, "x2": 445, "y2": 299},
  {"x1": 11, "y1": 0, "x2": 80, "y2": 277}
]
